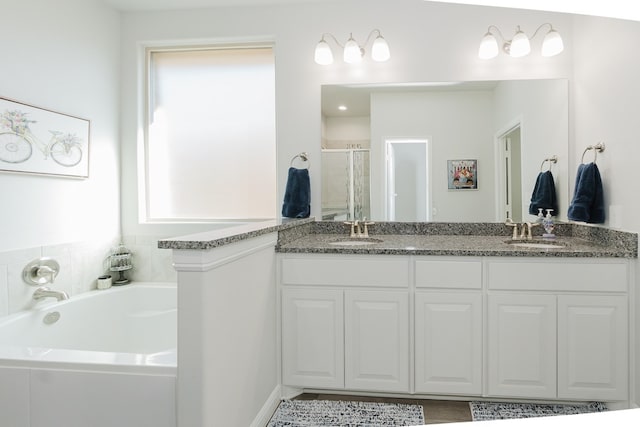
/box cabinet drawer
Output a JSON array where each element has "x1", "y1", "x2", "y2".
[
  {"x1": 281, "y1": 255, "x2": 409, "y2": 287},
  {"x1": 415, "y1": 258, "x2": 482, "y2": 289},
  {"x1": 487, "y1": 258, "x2": 628, "y2": 292}
]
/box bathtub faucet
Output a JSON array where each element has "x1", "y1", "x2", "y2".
[
  {"x1": 33, "y1": 286, "x2": 69, "y2": 302},
  {"x1": 23, "y1": 257, "x2": 60, "y2": 286}
]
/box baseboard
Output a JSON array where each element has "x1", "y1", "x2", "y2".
[
  {"x1": 250, "y1": 385, "x2": 282, "y2": 427},
  {"x1": 280, "y1": 385, "x2": 304, "y2": 399}
]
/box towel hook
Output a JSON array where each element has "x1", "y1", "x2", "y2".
[
  {"x1": 581, "y1": 142, "x2": 605, "y2": 164},
  {"x1": 540, "y1": 155, "x2": 558, "y2": 172},
  {"x1": 290, "y1": 152, "x2": 310, "y2": 169}
]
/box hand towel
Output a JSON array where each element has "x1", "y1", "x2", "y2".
[
  {"x1": 282, "y1": 167, "x2": 310, "y2": 218},
  {"x1": 528, "y1": 170, "x2": 558, "y2": 216},
  {"x1": 567, "y1": 162, "x2": 605, "y2": 223}
]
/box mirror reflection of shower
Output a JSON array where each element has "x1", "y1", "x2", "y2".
[{"x1": 321, "y1": 147, "x2": 370, "y2": 221}]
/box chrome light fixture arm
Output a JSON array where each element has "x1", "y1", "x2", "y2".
[
  {"x1": 318, "y1": 32, "x2": 345, "y2": 50},
  {"x1": 530, "y1": 23, "x2": 554, "y2": 40}
]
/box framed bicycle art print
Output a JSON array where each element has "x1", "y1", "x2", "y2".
[{"x1": 0, "y1": 97, "x2": 90, "y2": 178}]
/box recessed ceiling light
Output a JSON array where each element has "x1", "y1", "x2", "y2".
[{"x1": 338, "y1": 105, "x2": 348, "y2": 111}]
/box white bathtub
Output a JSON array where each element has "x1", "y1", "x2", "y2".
[
  {"x1": 0, "y1": 282, "x2": 177, "y2": 427},
  {"x1": 0, "y1": 282, "x2": 177, "y2": 370}
]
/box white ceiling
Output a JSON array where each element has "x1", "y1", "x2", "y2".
[
  {"x1": 100, "y1": 0, "x2": 328, "y2": 11},
  {"x1": 99, "y1": 0, "x2": 638, "y2": 21},
  {"x1": 425, "y1": 0, "x2": 640, "y2": 22}
]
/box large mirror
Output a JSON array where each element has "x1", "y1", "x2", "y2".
[{"x1": 321, "y1": 79, "x2": 569, "y2": 223}]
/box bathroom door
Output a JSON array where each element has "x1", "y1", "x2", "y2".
[
  {"x1": 385, "y1": 139, "x2": 430, "y2": 222},
  {"x1": 497, "y1": 126, "x2": 522, "y2": 222}
]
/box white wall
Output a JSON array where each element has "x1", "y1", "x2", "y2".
[
  {"x1": 493, "y1": 79, "x2": 569, "y2": 222},
  {"x1": 0, "y1": 0, "x2": 120, "y2": 251},
  {"x1": 0, "y1": 0, "x2": 122, "y2": 308},
  {"x1": 371, "y1": 90, "x2": 495, "y2": 221},
  {"x1": 571, "y1": 14, "x2": 640, "y2": 408},
  {"x1": 323, "y1": 116, "x2": 370, "y2": 148}
]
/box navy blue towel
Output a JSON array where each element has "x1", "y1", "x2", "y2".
[
  {"x1": 567, "y1": 162, "x2": 605, "y2": 223},
  {"x1": 282, "y1": 167, "x2": 310, "y2": 218},
  {"x1": 528, "y1": 170, "x2": 558, "y2": 216}
]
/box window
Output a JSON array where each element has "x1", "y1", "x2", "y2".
[{"x1": 144, "y1": 45, "x2": 276, "y2": 222}]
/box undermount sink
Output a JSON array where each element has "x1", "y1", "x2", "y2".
[
  {"x1": 328, "y1": 238, "x2": 384, "y2": 246},
  {"x1": 505, "y1": 240, "x2": 565, "y2": 249}
]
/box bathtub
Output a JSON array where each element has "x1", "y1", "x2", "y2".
[{"x1": 0, "y1": 282, "x2": 177, "y2": 427}]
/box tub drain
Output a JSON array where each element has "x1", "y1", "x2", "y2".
[{"x1": 43, "y1": 311, "x2": 61, "y2": 325}]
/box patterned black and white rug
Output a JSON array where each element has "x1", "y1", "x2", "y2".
[
  {"x1": 267, "y1": 399, "x2": 425, "y2": 426},
  {"x1": 469, "y1": 401, "x2": 608, "y2": 421}
]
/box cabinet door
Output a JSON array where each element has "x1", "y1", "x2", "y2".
[
  {"x1": 281, "y1": 288, "x2": 344, "y2": 388},
  {"x1": 415, "y1": 292, "x2": 482, "y2": 395},
  {"x1": 488, "y1": 294, "x2": 556, "y2": 399},
  {"x1": 558, "y1": 295, "x2": 628, "y2": 400},
  {"x1": 344, "y1": 290, "x2": 409, "y2": 392}
]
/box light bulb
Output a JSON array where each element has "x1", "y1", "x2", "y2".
[
  {"x1": 314, "y1": 39, "x2": 333, "y2": 65},
  {"x1": 478, "y1": 32, "x2": 499, "y2": 59},
  {"x1": 343, "y1": 34, "x2": 362, "y2": 64},
  {"x1": 371, "y1": 35, "x2": 390, "y2": 62},
  {"x1": 541, "y1": 29, "x2": 564, "y2": 57},
  {"x1": 509, "y1": 27, "x2": 530, "y2": 58}
]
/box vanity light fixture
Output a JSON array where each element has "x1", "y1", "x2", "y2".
[
  {"x1": 314, "y1": 29, "x2": 390, "y2": 65},
  {"x1": 478, "y1": 23, "x2": 563, "y2": 59}
]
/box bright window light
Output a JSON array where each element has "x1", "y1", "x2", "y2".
[{"x1": 146, "y1": 46, "x2": 276, "y2": 221}]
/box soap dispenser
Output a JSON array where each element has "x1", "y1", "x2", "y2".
[{"x1": 542, "y1": 209, "x2": 555, "y2": 238}]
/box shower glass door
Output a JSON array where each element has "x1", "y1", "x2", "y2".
[{"x1": 321, "y1": 149, "x2": 370, "y2": 221}]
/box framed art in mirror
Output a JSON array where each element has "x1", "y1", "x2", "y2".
[
  {"x1": 0, "y1": 96, "x2": 90, "y2": 178},
  {"x1": 448, "y1": 159, "x2": 477, "y2": 190}
]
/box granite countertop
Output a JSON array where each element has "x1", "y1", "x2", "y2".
[
  {"x1": 276, "y1": 233, "x2": 630, "y2": 258},
  {"x1": 158, "y1": 219, "x2": 637, "y2": 258},
  {"x1": 157, "y1": 218, "x2": 314, "y2": 250},
  {"x1": 275, "y1": 221, "x2": 638, "y2": 258}
]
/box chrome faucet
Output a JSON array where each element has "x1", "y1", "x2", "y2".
[
  {"x1": 33, "y1": 286, "x2": 69, "y2": 302},
  {"x1": 505, "y1": 218, "x2": 519, "y2": 240},
  {"x1": 344, "y1": 218, "x2": 376, "y2": 238},
  {"x1": 23, "y1": 257, "x2": 60, "y2": 286},
  {"x1": 361, "y1": 218, "x2": 375, "y2": 238},
  {"x1": 520, "y1": 222, "x2": 540, "y2": 240},
  {"x1": 344, "y1": 220, "x2": 361, "y2": 237}
]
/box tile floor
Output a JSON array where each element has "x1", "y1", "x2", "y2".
[{"x1": 294, "y1": 393, "x2": 472, "y2": 424}]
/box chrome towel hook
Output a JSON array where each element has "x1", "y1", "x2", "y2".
[
  {"x1": 290, "y1": 152, "x2": 310, "y2": 169},
  {"x1": 540, "y1": 155, "x2": 558, "y2": 172},
  {"x1": 581, "y1": 142, "x2": 605, "y2": 164}
]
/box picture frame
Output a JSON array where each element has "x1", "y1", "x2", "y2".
[
  {"x1": 0, "y1": 96, "x2": 90, "y2": 178},
  {"x1": 447, "y1": 159, "x2": 477, "y2": 190}
]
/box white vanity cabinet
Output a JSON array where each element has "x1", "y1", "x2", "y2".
[
  {"x1": 557, "y1": 294, "x2": 628, "y2": 400},
  {"x1": 487, "y1": 293, "x2": 557, "y2": 398},
  {"x1": 344, "y1": 290, "x2": 409, "y2": 392},
  {"x1": 281, "y1": 287, "x2": 344, "y2": 389},
  {"x1": 279, "y1": 251, "x2": 631, "y2": 403},
  {"x1": 280, "y1": 255, "x2": 410, "y2": 392},
  {"x1": 414, "y1": 258, "x2": 483, "y2": 395},
  {"x1": 486, "y1": 258, "x2": 630, "y2": 401}
]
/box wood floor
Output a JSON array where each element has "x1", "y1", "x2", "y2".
[{"x1": 294, "y1": 393, "x2": 473, "y2": 424}]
